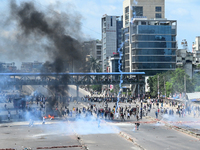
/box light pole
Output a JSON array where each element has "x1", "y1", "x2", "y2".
[
  {"x1": 157, "y1": 75, "x2": 159, "y2": 99},
  {"x1": 163, "y1": 76, "x2": 166, "y2": 100},
  {"x1": 184, "y1": 75, "x2": 186, "y2": 100}
]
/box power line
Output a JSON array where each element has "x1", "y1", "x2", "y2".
[{"x1": 31, "y1": 0, "x2": 101, "y2": 35}]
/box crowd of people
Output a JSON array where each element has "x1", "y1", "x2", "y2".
[
  {"x1": 2, "y1": 93, "x2": 200, "y2": 128},
  {"x1": 149, "y1": 99, "x2": 200, "y2": 119}
]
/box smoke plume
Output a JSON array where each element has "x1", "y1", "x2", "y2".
[
  {"x1": 9, "y1": 0, "x2": 86, "y2": 112},
  {"x1": 10, "y1": 1, "x2": 83, "y2": 67}
]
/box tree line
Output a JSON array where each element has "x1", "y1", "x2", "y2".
[{"x1": 148, "y1": 68, "x2": 200, "y2": 98}]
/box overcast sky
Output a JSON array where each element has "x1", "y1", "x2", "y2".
[{"x1": 0, "y1": 0, "x2": 200, "y2": 55}]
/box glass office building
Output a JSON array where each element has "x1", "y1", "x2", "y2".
[{"x1": 124, "y1": 19, "x2": 177, "y2": 75}]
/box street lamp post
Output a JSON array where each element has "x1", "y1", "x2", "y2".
[
  {"x1": 163, "y1": 76, "x2": 166, "y2": 100},
  {"x1": 157, "y1": 75, "x2": 159, "y2": 99}
]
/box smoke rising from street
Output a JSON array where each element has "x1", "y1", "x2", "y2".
[
  {"x1": 0, "y1": 0, "x2": 87, "y2": 69},
  {"x1": 6, "y1": 0, "x2": 89, "y2": 111},
  {"x1": 9, "y1": 0, "x2": 83, "y2": 70}
]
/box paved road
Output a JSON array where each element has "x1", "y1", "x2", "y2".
[
  {"x1": 2, "y1": 85, "x2": 200, "y2": 150},
  {"x1": 80, "y1": 133, "x2": 138, "y2": 150},
  {"x1": 2, "y1": 100, "x2": 200, "y2": 150},
  {"x1": 68, "y1": 85, "x2": 91, "y2": 97},
  {"x1": 0, "y1": 121, "x2": 82, "y2": 150},
  {"x1": 117, "y1": 122, "x2": 200, "y2": 150},
  {"x1": 80, "y1": 101, "x2": 200, "y2": 150}
]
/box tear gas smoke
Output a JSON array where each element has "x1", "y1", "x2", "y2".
[{"x1": 31, "y1": 116, "x2": 117, "y2": 137}]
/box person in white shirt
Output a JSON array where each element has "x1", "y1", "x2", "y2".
[
  {"x1": 127, "y1": 112, "x2": 130, "y2": 119},
  {"x1": 42, "y1": 117, "x2": 45, "y2": 124},
  {"x1": 116, "y1": 111, "x2": 119, "y2": 119}
]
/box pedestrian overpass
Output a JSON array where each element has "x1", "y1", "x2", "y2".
[{"x1": 0, "y1": 72, "x2": 145, "y2": 98}]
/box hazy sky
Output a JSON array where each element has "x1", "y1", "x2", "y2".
[
  {"x1": 0, "y1": 0, "x2": 200, "y2": 56},
  {"x1": 41, "y1": 0, "x2": 200, "y2": 51}
]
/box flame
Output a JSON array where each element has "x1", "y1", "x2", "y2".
[
  {"x1": 48, "y1": 115, "x2": 54, "y2": 119},
  {"x1": 44, "y1": 115, "x2": 54, "y2": 119}
]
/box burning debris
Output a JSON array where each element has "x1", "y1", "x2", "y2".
[{"x1": 44, "y1": 115, "x2": 54, "y2": 120}]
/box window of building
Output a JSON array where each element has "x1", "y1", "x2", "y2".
[
  {"x1": 141, "y1": 21, "x2": 146, "y2": 25},
  {"x1": 155, "y1": 7, "x2": 162, "y2": 12},
  {"x1": 125, "y1": 14, "x2": 129, "y2": 20},
  {"x1": 155, "y1": 13, "x2": 162, "y2": 18},
  {"x1": 97, "y1": 51, "x2": 101, "y2": 55},
  {"x1": 124, "y1": 27, "x2": 129, "y2": 33},
  {"x1": 132, "y1": 6, "x2": 143, "y2": 17},
  {"x1": 97, "y1": 56, "x2": 101, "y2": 59},
  {"x1": 125, "y1": 6, "x2": 129, "y2": 13},
  {"x1": 97, "y1": 46, "x2": 101, "y2": 49}
]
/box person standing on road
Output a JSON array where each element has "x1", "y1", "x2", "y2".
[
  {"x1": 155, "y1": 110, "x2": 158, "y2": 119},
  {"x1": 116, "y1": 111, "x2": 119, "y2": 119},
  {"x1": 127, "y1": 112, "x2": 130, "y2": 119},
  {"x1": 18, "y1": 110, "x2": 22, "y2": 119},
  {"x1": 8, "y1": 111, "x2": 11, "y2": 121},
  {"x1": 42, "y1": 116, "x2": 45, "y2": 124},
  {"x1": 135, "y1": 123, "x2": 140, "y2": 130},
  {"x1": 136, "y1": 114, "x2": 139, "y2": 121}
]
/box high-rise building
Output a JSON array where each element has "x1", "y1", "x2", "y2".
[
  {"x1": 101, "y1": 15, "x2": 123, "y2": 72},
  {"x1": 123, "y1": 0, "x2": 165, "y2": 27},
  {"x1": 122, "y1": 0, "x2": 177, "y2": 76}
]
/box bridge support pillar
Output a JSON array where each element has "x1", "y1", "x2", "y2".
[
  {"x1": 76, "y1": 85, "x2": 79, "y2": 101},
  {"x1": 138, "y1": 84, "x2": 140, "y2": 101},
  {"x1": 137, "y1": 75, "x2": 140, "y2": 101}
]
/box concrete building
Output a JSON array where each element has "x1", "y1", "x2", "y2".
[
  {"x1": 176, "y1": 49, "x2": 193, "y2": 78},
  {"x1": 177, "y1": 37, "x2": 200, "y2": 78},
  {"x1": 121, "y1": 0, "x2": 176, "y2": 97},
  {"x1": 123, "y1": 0, "x2": 165, "y2": 27},
  {"x1": 108, "y1": 54, "x2": 120, "y2": 73},
  {"x1": 21, "y1": 61, "x2": 43, "y2": 72},
  {"x1": 192, "y1": 37, "x2": 200, "y2": 66},
  {"x1": 101, "y1": 15, "x2": 123, "y2": 72},
  {"x1": 122, "y1": 0, "x2": 177, "y2": 76},
  {"x1": 2, "y1": 62, "x2": 17, "y2": 72},
  {"x1": 82, "y1": 40, "x2": 102, "y2": 72}
]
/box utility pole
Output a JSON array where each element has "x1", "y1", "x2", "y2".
[
  {"x1": 184, "y1": 75, "x2": 186, "y2": 99},
  {"x1": 157, "y1": 75, "x2": 159, "y2": 99}
]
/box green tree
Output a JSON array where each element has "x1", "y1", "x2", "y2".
[
  {"x1": 148, "y1": 75, "x2": 158, "y2": 97},
  {"x1": 165, "y1": 81, "x2": 172, "y2": 97},
  {"x1": 193, "y1": 72, "x2": 200, "y2": 91},
  {"x1": 170, "y1": 68, "x2": 194, "y2": 93},
  {"x1": 148, "y1": 68, "x2": 194, "y2": 98}
]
